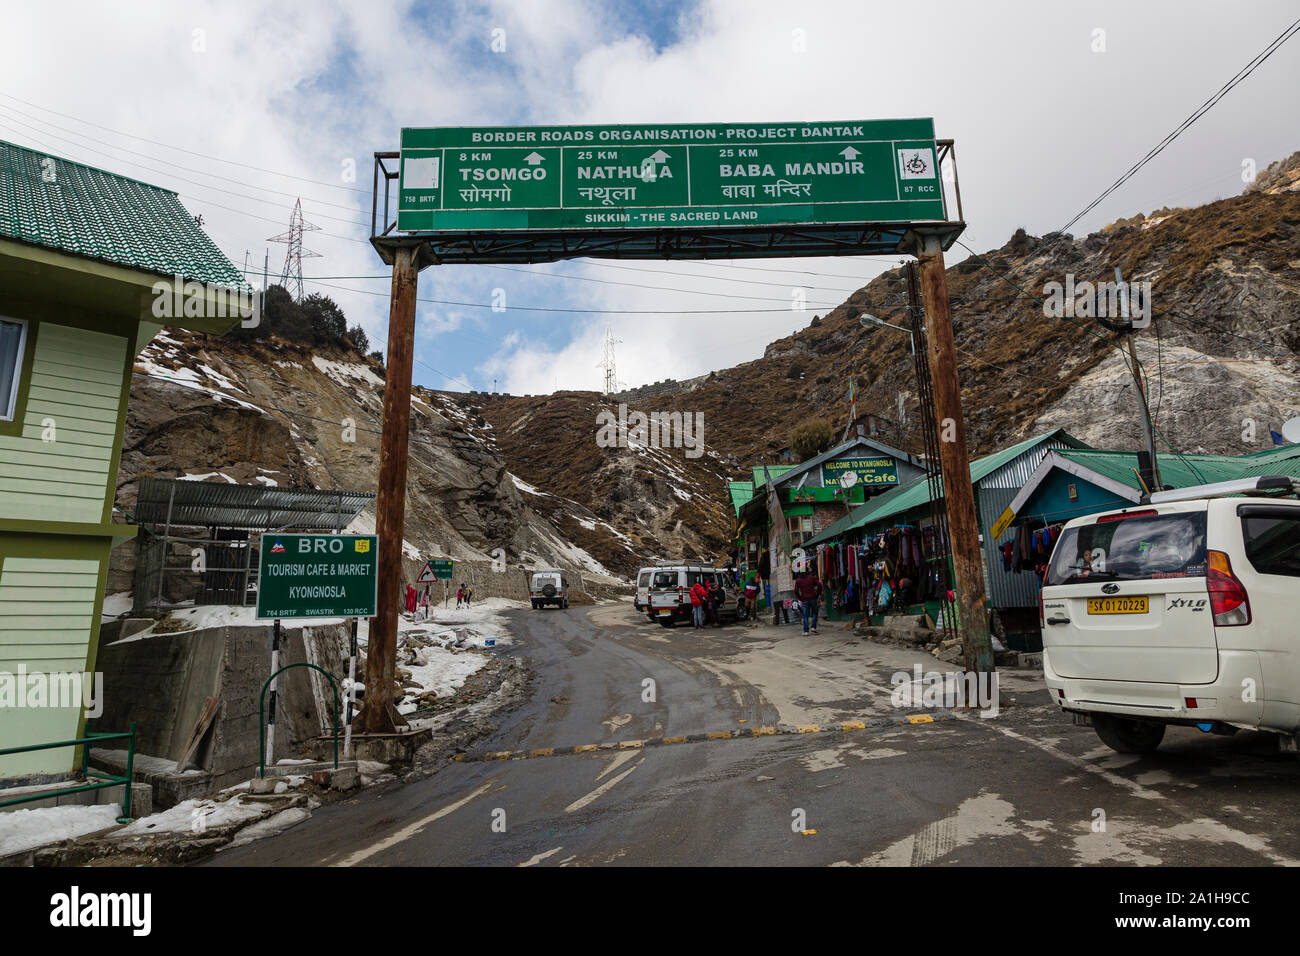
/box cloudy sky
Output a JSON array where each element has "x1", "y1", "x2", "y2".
[{"x1": 2, "y1": 0, "x2": 1297, "y2": 394}]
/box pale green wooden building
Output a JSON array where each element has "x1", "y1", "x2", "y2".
[{"x1": 0, "y1": 140, "x2": 247, "y2": 777}]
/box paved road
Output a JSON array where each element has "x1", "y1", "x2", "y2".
[{"x1": 209, "y1": 603, "x2": 1300, "y2": 866}]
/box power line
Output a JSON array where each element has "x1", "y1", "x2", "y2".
[
  {"x1": 1057, "y1": 15, "x2": 1300, "y2": 236},
  {"x1": 0, "y1": 91, "x2": 367, "y2": 193},
  {"x1": 0, "y1": 101, "x2": 366, "y2": 215},
  {"x1": 300, "y1": 276, "x2": 867, "y2": 315}
]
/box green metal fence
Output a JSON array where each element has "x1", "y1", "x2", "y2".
[
  {"x1": 0, "y1": 722, "x2": 137, "y2": 824},
  {"x1": 258, "y1": 664, "x2": 339, "y2": 778}
]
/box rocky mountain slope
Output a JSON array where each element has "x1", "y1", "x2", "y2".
[
  {"x1": 115, "y1": 332, "x2": 637, "y2": 594},
  {"x1": 114, "y1": 151, "x2": 1300, "y2": 588}
]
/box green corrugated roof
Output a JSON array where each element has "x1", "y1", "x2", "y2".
[
  {"x1": 727, "y1": 480, "x2": 754, "y2": 516},
  {"x1": 751, "y1": 465, "x2": 794, "y2": 490},
  {"x1": 1236, "y1": 445, "x2": 1300, "y2": 478},
  {"x1": 0, "y1": 139, "x2": 247, "y2": 287},
  {"x1": 1056, "y1": 448, "x2": 1245, "y2": 488},
  {"x1": 806, "y1": 430, "x2": 1084, "y2": 546},
  {"x1": 1058, "y1": 445, "x2": 1300, "y2": 485}
]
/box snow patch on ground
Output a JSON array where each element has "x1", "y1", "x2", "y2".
[
  {"x1": 312, "y1": 356, "x2": 385, "y2": 391},
  {"x1": 101, "y1": 591, "x2": 133, "y2": 619},
  {"x1": 344, "y1": 510, "x2": 424, "y2": 562},
  {"x1": 135, "y1": 353, "x2": 268, "y2": 415},
  {"x1": 116, "y1": 795, "x2": 267, "y2": 837},
  {"x1": 509, "y1": 476, "x2": 546, "y2": 496},
  {"x1": 225, "y1": 807, "x2": 311, "y2": 848},
  {"x1": 112, "y1": 604, "x2": 351, "y2": 641},
  {"x1": 179, "y1": 471, "x2": 238, "y2": 483},
  {"x1": 0, "y1": 804, "x2": 121, "y2": 856}
]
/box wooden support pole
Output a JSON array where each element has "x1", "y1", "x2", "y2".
[
  {"x1": 360, "y1": 244, "x2": 420, "y2": 734},
  {"x1": 914, "y1": 235, "x2": 995, "y2": 675}
]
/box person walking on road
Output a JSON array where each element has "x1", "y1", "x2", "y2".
[
  {"x1": 689, "y1": 577, "x2": 708, "y2": 629},
  {"x1": 795, "y1": 569, "x2": 822, "y2": 635},
  {"x1": 743, "y1": 573, "x2": 760, "y2": 627},
  {"x1": 465, "y1": 584, "x2": 473, "y2": 607},
  {"x1": 456, "y1": 584, "x2": 465, "y2": 609}
]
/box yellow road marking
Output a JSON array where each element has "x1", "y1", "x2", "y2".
[{"x1": 456, "y1": 715, "x2": 949, "y2": 763}]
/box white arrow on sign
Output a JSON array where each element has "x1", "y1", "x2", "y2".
[
  {"x1": 839, "y1": 146, "x2": 861, "y2": 160},
  {"x1": 523, "y1": 152, "x2": 545, "y2": 165},
  {"x1": 647, "y1": 149, "x2": 671, "y2": 164}
]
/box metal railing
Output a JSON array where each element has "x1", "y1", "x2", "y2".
[{"x1": 0, "y1": 723, "x2": 137, "y2": 823}]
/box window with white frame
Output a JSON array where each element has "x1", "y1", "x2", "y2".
[
  {"x1": 788, "y1": 513, "x2": 813, "y2": 546},
  {"x1": 0, "y1": 318, "x2": 27, "y2": 422}
]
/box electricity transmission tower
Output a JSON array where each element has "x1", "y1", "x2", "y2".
[
  {"x1": 598, "y1": 323, "x2": 621, "y2": 395},
  {"x1": 267, "y1": 199, "x2": 321, "y2": 301}
]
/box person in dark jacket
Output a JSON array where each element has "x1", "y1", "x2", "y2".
[{"x1": 795, "y1": 570, "x2": 822, "y2": 634}]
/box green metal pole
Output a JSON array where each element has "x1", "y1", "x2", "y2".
[{"x1": 119, "y1": 722, "x2": 136, "y2": 824}]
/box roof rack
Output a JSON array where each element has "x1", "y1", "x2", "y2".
[{"x1": 1141, "y1": 475, "x2": 1300, "y2": 505}]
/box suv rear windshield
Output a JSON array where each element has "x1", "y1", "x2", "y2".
[
  {"x1": 1045, "y1": 512, "x2": 1207, "y2": 586},
  {"x1": 652, "y1": 571, "x2": 680, "y2": 589}
]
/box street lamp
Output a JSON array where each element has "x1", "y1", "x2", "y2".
[{"x1": 859, "y1": 313, "x2": 915, "y2": 355}]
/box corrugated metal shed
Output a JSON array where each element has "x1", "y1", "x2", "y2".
[
  {"x1": 978, "y1": 432, "x2": 1088, "y2": 607},
  {"x1": 135, "y1": 477, "x2": 374, "y2": 532}
]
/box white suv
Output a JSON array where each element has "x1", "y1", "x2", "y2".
[
  {"x1": 529, "y1": 569, "x2": 570, "y2": 610},
  {"x1": 646, "y1": 565, "x2": 740, "y2": 627},
  {"x1": 634, "y1": 567, "x2": 653, "y2": 612},
  {"x1": 1040, "y1": 476, "x2": 1300, "y2": 756}
]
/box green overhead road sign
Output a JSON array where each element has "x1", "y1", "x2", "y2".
[
  {"x1": 397, "y1": 119, "x2": 946, "y2": 232},
  {"x1": 256, "y1": 534, "x2": 379, "y2": 620}
]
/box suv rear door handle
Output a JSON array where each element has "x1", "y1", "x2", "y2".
[{"x1": 1046, "y1": 618, "x2": 1070, "y2": 625}]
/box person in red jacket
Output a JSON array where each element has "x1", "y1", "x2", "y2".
[
  {"x1": 689, "y1": 578, "x2": 708, "y2": 629},
  {"x1": 795, "y1": 570, "x2": 822, "y2": 634}
]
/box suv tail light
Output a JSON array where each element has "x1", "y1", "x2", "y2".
[
  {"x1": 1207, "y1": 550, "x2": 1250, "y2": 626},
  {"x1": 1038, "y1": 588, "x2": 1045, "y2": 630}
]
